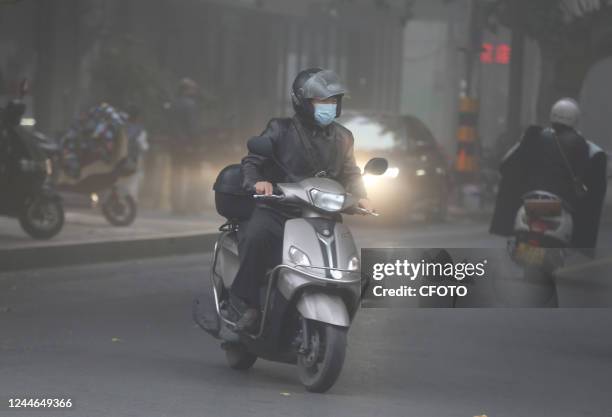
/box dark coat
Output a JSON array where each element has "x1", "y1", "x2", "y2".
[
  {"x1": 490, "y1": 125, "x2": 608, "y2": 253},
  {"x1": 241, "y1": 116, "x2": 367, "y2": 198}
]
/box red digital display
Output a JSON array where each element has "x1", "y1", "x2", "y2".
[
  {"x1": 480, "y1": 43, "x2": 511, "y2": 64},
  {"x1": 480, "y1": 43, "x2": 494, "y2": 63}
]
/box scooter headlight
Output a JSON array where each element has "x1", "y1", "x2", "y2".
[
  {"x1": 347, "y1": 255, "x2": 360, "y2": 271},
  {"x1": 289, "y1": 246, "x2": 311, "y2": 267},
  {"x1": 309, "y1": 189, "x2": 345, "y2": 212}
]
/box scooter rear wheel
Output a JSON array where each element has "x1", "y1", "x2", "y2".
[
  {"x1": 19, "y1": 197, "x2": 64, "y2": 239},
  {"x1": 224, "y1": 344, "x2": 257, "y2": 370},
  {"x1": 297, "y1": 321, "x2": 347, "y2": 393},
  {"x1": 101, "y1": 192, "x2": 137, "y2": 227}
]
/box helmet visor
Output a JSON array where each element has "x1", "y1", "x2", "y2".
[{"x1": 301, "y1": 70, "x2": 347, "y2": 100}]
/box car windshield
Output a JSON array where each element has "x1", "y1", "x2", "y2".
[{"x1": 340, "y1": 115, "x2": 436, "y2": 152}]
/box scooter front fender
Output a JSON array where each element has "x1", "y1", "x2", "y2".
[
  {"x1": 40, "y1": 186, "x2": 62, "y2": 202},
  {"x1": 296, "y1": 292, "x2": 350, "y2": 327}
]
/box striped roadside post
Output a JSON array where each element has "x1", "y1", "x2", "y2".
[{"x1": 454, "y1": 96, "x2": 480, "y2": 183}]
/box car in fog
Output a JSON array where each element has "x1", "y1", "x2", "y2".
[{"x1": 340, "y1": 114, "x2": 450, "y2": 222}]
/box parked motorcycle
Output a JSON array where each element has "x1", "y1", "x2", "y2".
[
  {"x1": 37, "y1": 105, "x2": 138, "y2": 227},
  {"x1": 194, "y1": 136, "x2": 387, "y2": 393},
  {"x1": 0, "y1": 80, "x2": 64, "y2": 239}
]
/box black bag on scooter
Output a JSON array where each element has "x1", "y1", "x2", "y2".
[{"x1": 213, "y1": 164, "x2": 254, "y2": 221}]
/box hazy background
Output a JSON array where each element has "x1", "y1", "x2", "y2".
[{"x1": 1, "y1": 0, "x2": 610, "y2": 210}]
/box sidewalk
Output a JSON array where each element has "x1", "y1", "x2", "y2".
[{"x1": 0, "y1": 210, "x2": 223, "y2": 271}]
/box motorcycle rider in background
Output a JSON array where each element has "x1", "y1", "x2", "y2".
[
  {"x1": 231, "y1": 68, "x2": 373, "y2": 332},
  {"x1": 490, "y1": 98, "x2": 607, "y2": 255}
]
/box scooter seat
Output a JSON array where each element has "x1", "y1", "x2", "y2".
[
  {"x1": 521, "y1": 191, "x2": 564, "y2": 217},
  {"x1": 524, "y1": 200, "x2": 562, "y2": 217}
]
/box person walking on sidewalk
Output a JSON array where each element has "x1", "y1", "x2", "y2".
[{"x1": 167, "y1": 78, "x2": 205, "y2": 215}]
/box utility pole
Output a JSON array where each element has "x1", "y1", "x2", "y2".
[
  {"x1": 454, "y1": 0, "x2": 483, "y2": 186},
  {"x1": 464, "y1": 0, "x2": 482, "y2": 97},
  {"x1": 506, "y1": 24, "x2": 525, "y2": 143},
  {"x1": 33, "y1": 0, "x2": 56, "y2": 131}
]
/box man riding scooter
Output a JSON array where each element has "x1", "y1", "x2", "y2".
[
  {"x1": 231, "y1": 68, "x2": 374, "y2": 332},
  {"x1": 491, "y1": 98, "x2": 607, "y2": 257}
]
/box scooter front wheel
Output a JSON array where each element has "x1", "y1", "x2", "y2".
[
  {"x1": 297, "y1": 320, "x2": 347, "y2": 393},
  {"x1": 224, "y1": 343, "x2": 257, "y2": 370}
]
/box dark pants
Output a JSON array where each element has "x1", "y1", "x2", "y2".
[{"x1": 231, "y1": 206, "x2": 287, "y2": 308}]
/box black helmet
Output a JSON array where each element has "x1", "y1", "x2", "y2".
[{"x1": 291, "y1": 68, "x2": 346, "y2": 121}]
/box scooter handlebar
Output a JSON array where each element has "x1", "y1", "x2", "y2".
[
  {"x1": 252, "y1": 194, "x2": 283, "y2": 200},
  {"x1": 354, "y1": 207, "x2": 379, "y2": 216},
  {"x1": 252, "y1": 194, "x2": 379, "y2": 216}
]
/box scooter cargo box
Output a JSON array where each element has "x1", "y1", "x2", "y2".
[{"x1": 213, "y1": 164, "x2": 254, "y2": 221}]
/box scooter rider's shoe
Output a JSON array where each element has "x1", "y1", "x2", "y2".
[
  {"x1": 235, "y1": 308, "x2": 260, "y2": 334},
  {"x1": 228, "y1": 293, "x2": 260, "y2": 334}
]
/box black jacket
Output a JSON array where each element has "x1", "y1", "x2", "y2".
[
  {"x1": 517, "y1": 125, "x2": 589, "y2": 208},
  {"x1": 241, "y1": 116, "x2": 367, "y2": 198},
  {"x1": 490, "y1": 125, "x2": 607, "y2": 252}
]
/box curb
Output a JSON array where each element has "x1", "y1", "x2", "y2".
[{"x1": 0, "y1": 232, "x2": 219, "y2": 273}]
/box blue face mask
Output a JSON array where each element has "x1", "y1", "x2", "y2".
[{"x1": 313, "y1": 103, "x2": 337, "y2": 126}]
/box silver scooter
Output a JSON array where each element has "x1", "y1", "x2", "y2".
[{"x1": 194, "y1": 136, "x2": 387, "y2": 393}]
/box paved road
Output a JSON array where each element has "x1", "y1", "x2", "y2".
[{"x1": 1, "y1": 219, "x2": 611, "y2": 417}]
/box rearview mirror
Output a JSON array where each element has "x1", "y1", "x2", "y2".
[
  {"x1": 247, "y1": 136, "x2": 274, "y2": 158},
  {"x1": 363, "y1": 158, "x2": 388, "y2": 176}
]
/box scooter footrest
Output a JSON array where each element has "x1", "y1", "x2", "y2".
[
  {"x1": 219, "y1": 327, "x2": 241, "y2": 343},
  {"x1": 192, "y1": 293, "x2": 221, "y2": 337}
]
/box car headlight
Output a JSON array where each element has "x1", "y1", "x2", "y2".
[
  {"x1": 363, "y1": 168, "x2": 399, "y2": 187},
  {"x1": 347, "y1": 255, "x2": 360, "y2": 271},
  {"x1": 309, "y1": 189, "x2": 345, "y2": 212},
  {"x1": 20, "y1": 117, "x2": 36, "y2": 127},
  {"x1": 385, "y1": 167, "x2": 400, "y2": 178},
  {"x1": 289, "y1": 246, "x2": 311, "y2": 266}
]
